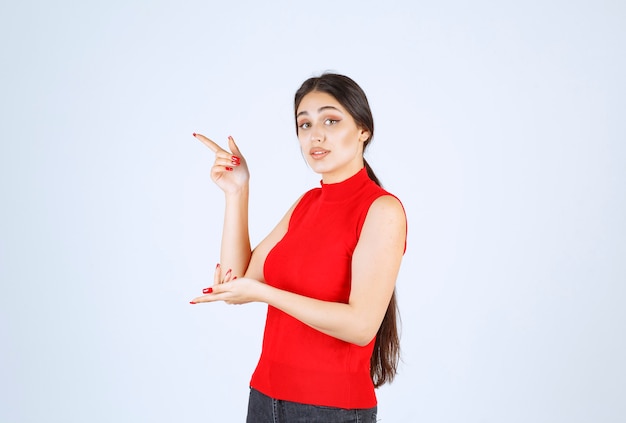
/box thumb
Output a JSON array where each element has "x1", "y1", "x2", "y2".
[{"x1": 228, "y1": 135, "x2": 244, "y2": 159}]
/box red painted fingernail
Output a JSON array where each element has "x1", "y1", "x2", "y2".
[
  {"x1": 192, "y1": 133, "x2": 196, "y2": 137},
  {"x1": 189, "y1": 301, "x2": 196, "y2": 304},
  {"x1": 233, "y1": 276, "x2": 237, "y2": 280},
  {"x1": 225, "y1": 269, "x2": 232, "y2": 276},
  {"x1": 226, "y1": 167, "x2": 233, "y2": 171},
  {"x1": 202, "y1": 287, "x2": 213, "y2": 294},
  {"x1": 216, "y1": 263, "x2": 220, "y2": 269}
]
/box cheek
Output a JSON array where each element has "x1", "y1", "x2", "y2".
[
  {"x1": 337, "y1": 129, "x2": 362, "y2": 148},
  {"x1": 298, "y1": 136, "x2": 307, "y2": 150}
]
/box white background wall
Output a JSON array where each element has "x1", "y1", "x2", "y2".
[{"x1": 1, "y1": 1, "x2": 624, "y2": 422}]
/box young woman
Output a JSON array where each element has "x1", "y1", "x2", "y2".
[{"x1": 190, "y1": 73, "x2": 407, "y2": 422}]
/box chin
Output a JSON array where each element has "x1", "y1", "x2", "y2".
[{"x1": 307, "y1": 161, "x2": 333, "y2": 175}]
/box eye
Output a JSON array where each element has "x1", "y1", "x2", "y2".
[
  {"x1": 298, "y1": 122, "x2": 311, "y2": 129},
  {"x1": 324, "y1": 118, "x2": 340, "y2": 126}
]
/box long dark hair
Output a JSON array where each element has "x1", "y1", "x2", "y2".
[{"x1": 294, "y1": 73, "x2": 401, "y2": 387}]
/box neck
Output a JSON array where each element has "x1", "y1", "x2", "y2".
[{"x1": 321, "y1": 159, "x2": 365, "y2": 184}]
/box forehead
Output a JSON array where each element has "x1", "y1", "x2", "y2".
[{"x1": 296, "y1": 91, "x2": 344, "y2": 114}]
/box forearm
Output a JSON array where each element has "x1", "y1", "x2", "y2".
[
  {"x1": 258, "y1": 284, "x2": 377, "y2": 347},
  {"x1": 220, "y1": 186, "x2": 252, "y2": 277}
]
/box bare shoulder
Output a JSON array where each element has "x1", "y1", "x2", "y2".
[
  {"x1": 366, "y1": 195, "x2": 406, "y2": 227},
  {"x1": 354, "y1": 194, "x2": 406, "y2": 268},
  {"x1": 359, "y1": 194, "x2": 406, "y2": 250}
]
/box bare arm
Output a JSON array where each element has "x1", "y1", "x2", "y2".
[
  {"x1": 194, "y1": 134, "x2": 251, "y2": 276},
  {"x1": 193, "y1": 195, "x2": 407, "y2": 346},
  {"x1": 193, "y1": 133, "x2": 305, "y2": 283},
  {"x1": 220, "y1": 187, "x2": 251, "y2": 277}
]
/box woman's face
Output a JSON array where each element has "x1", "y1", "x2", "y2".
[{"x1": 296, "y1": 91, "x2": 370, "y2": 183}]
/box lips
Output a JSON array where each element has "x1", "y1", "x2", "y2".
[{"x1": 310, "y1": 147, "x2": 330, "y2": 159}]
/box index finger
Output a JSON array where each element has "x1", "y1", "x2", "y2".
[{"x1": 193, "y1": 133, "x2": 224, "y2": 153}]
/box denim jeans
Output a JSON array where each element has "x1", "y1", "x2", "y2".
[{"x1": 246, "y1": 387, "x2": 378, "y2": 423}]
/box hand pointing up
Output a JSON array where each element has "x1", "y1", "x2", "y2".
[{"x1": 193, "y1": 133, "x2": 249, "y2": 194}]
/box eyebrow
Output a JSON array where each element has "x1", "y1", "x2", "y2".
[{"x1": 296, "y1": 105, "x2": 343, "y2": 118}]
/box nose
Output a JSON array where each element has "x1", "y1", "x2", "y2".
[{"x1": 309, "y1": 125, "x2": 324, "y2": 143}]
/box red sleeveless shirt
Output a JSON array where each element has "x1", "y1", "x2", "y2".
[{"x1": 250, "y1": 167, "x2": 403, "y2": 408}]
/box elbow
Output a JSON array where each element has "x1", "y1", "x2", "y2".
[
  {"x1": 344, "y1": 309, "x2": 382, "y2": 347},
  {"x1": 353, "y1": 337, "x2": 375, "y2": 348},
  {"x1": 350, "y1": 323, "x2": 378, "y2": 347}
]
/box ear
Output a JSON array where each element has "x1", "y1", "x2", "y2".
[{"x1": 358, "y1": 128, "x2": 371, "y2": 143}]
